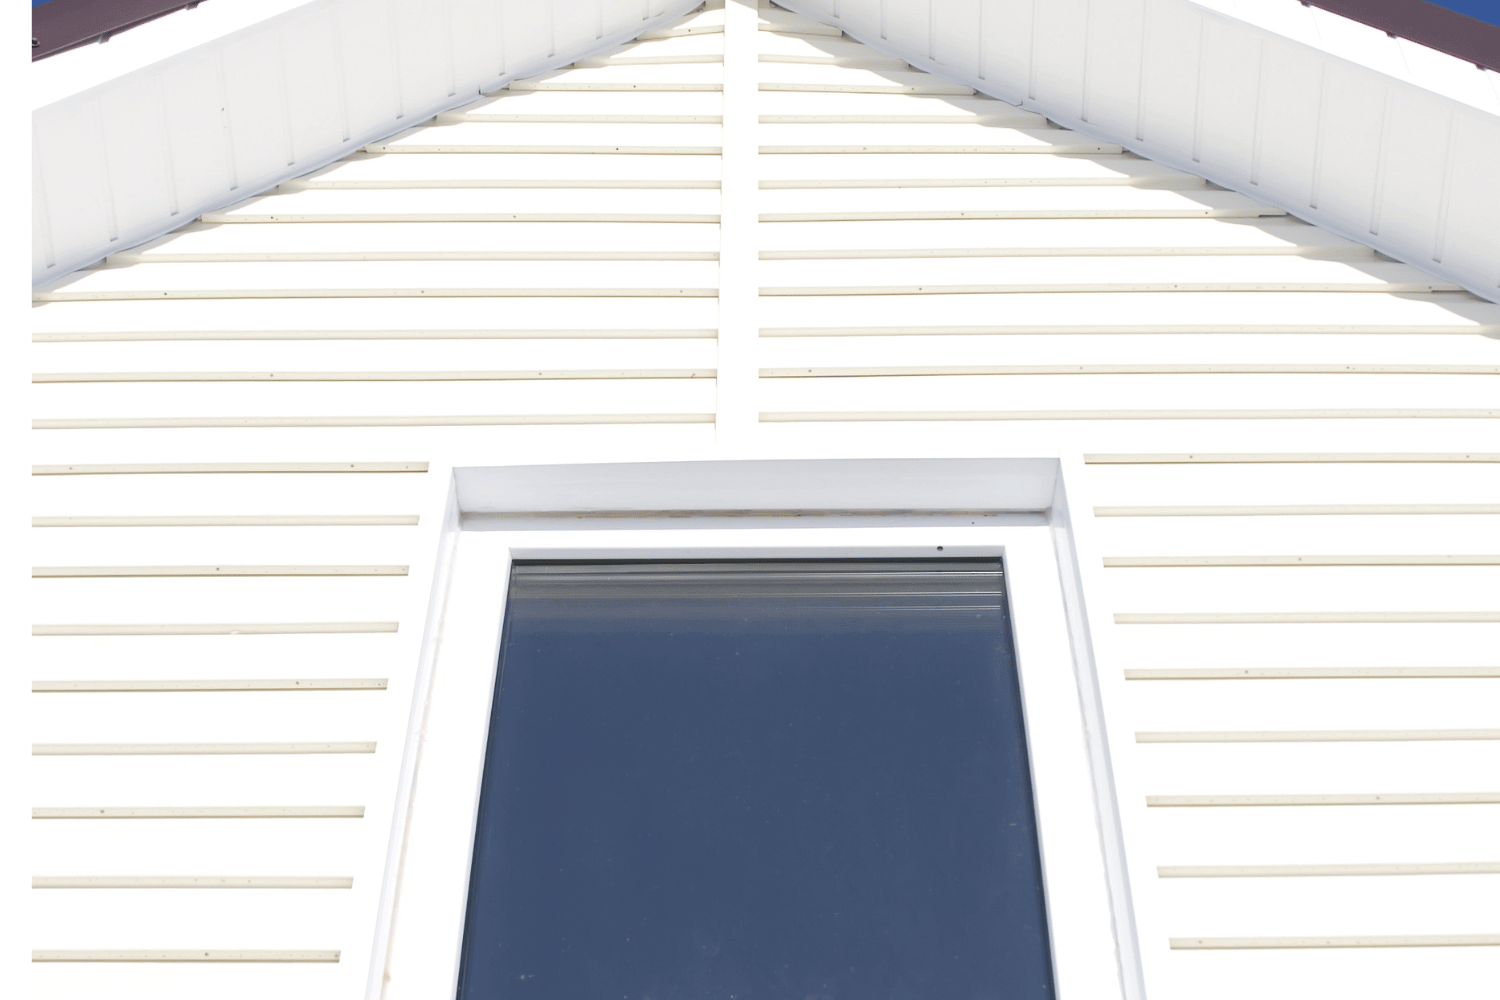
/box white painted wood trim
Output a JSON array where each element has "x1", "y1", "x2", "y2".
[
  {"x1": 1126, "y1": 667, "x2": 1500, "y2": 679},
  {"x1": 281, "y1": 173, "x2": 724, "y2": 184},
  {"x1": 759, "y1": 208, "x2": 1271, "y2": 220},
  {"x1": 755, "y1": 175, "x2": 1170, "y2": 184},
  {"x1": 32, "y1": 515, "x2": 419, "y2": 526},
  {"x1": 1086, "y1": 453, "x2": 1500, "y2": 464},
  {"x1": 762, "y1": 325, "x2": 1500, "y2": 337},
  {"x1": 32, "y1": 0, "x2": 709, "y2": 286},
  {"x1": 762, "y1": 409, "x2": 1499, "y2": 422},
  {"x1": 759, "y1": 282, "x2": 1461, "y2": 294},
  {"x1": 33, "y1": 742, "x2": 377, "y2": 755},
  {"x1": 1170, "y1": 936, "x2": 1500, "y2": 950},
  {"x1": 1105, "y1": 556, "x2": 1500, "y2": 567},
  {"x1": 1116, "y1": 612, "x2": 1500, "y2": 624},
  {"x1": 32, "y1": 462, "x2": 428, "y2": 474},
  {"x1": 32, "y1": 623, "x2": 400, "y2": 636},
  {"x1": 34, "y1": 806, "x2": 366, "y2": 819},
  {"x1": 1148, "y1": 794, "x2": 1500, "y2": 806},
  {"x1": 1159, "y1": 863, "x2": 1500, "y2": 878},
  {"x1": 35, "y1": 330, "x2": 719, "y2": 342},
  {"x1": 37, "y1": 287, "x2": 719, "y2": 301},
  {"x1": 451, "y1": 458, "x2": 1061, "y2": 517},
  {"x1": 196, "y1": 212, "x2": 717, "y2": 223},
  {"x1": 389, "y1": 530, "x2": 1124, "y2": 1000},
  {"x1": 361, "y1": 144, "x2": 723, "y2": 153},
  {"x1": 1046, "y1": 456, "x2": 1149, "y2": 1000},
  {"x1": 33, "y1": 679, "x2": 389, "y2": 691},
  {"x1": 772, "y1": 0, "x2": 1500, "y2": 302},
  {"x1": 33, "y1": 950, "x2": 342, "y2": 962},
  {"x1": 35, "y1": 415, "x2": 716, "y2": 430},
  {"x1": 714, "y1": 0, "x2": 760, "y2": 445},
  {"x1": 111, "y1": 251, "x2": 719, "y2": 262},
  {"x1": 376, "y1": 457, "x2": 1138, "y2": 1000},
  {"x1": 766, "y1": 365, "x2": 1500, "y2": 377},
  {"x1": 33, "y1": 876, "x2": 355, "y2": 889},
  {"x1": 33, "y1": 566, "x2": 409, "y2": 577},
  {"x1": 505, "y1": 82, "x2": 724, "y2": 92},
  {"x1": 35, "y1": 370, "x2": 715, "y2": 383},
  {"x1": 1136, "y1": 729, "x2": 1500, "y2": 742},
  {"x1": 1096, "y1": 504, "x2": 1500, "y2": 516},
  {"x1": 362, "y1": 481, "x2": 462, "y2": 1000}
]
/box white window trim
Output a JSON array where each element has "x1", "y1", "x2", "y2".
[{"x1": 370, "y1": 458, "x2": 1144, "y2": 1000}]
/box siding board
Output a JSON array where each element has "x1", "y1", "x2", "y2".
[{"x1": 28, "y1": 5, "x2": 1500, "y2": 998}]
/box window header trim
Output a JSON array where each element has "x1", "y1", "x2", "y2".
[{"x1": 454, "y1": 457, "x2": 1061, "y2": 529}]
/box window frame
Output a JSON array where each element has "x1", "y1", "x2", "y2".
[{"x1": 373, "y1": 460, "x2": 1143, "y2": 1000}]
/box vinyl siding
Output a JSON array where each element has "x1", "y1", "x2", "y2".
[{"x1": 30, "y1": 3, "x2": 1500, "y2": 999}]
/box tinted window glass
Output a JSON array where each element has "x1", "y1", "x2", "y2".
[{"x1": 459, "y1": 560, "x2": 1054, "y2": 1000}]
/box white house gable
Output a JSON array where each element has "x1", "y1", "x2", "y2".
[{"x1": 30, "y1": 4, "x2": 1500, "y2": 1000}]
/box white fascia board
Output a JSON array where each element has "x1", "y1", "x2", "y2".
[
  {"x1": 32, "y1": 0, "x2": 704, "y2": 288},
  {"x1": 30, "y1": 0, "x2": 324, "y2": 110},
  {"x1": 774, "y1": 0, "x2": 1500, "y2": 305},
  {"x1": 1193, "y1": 0, "x2": 1500, "y2": 115}
]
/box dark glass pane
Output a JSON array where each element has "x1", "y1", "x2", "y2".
[{"x1": 458, "y1": 560, "x2": 1054, "y2": 1000}]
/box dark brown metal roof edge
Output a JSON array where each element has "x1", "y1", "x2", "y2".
[
  {"x1": 1303, "y1": 0, "x2": 1500, "y2": 73},
  {"x1": 33, "y1": 0, "x2": 207, "y2": 62}
]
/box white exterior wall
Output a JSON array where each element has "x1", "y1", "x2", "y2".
[{"x1": 30, "y1": 3, "x2": 1500, "y2": 999}]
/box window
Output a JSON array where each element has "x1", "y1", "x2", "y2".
[
  {"x1": 457, "y1": 559, "x2": 1054, "y2": 999},
  {"x1": 373, "y1": 459, "x2": 1140, "y2": 1000}
]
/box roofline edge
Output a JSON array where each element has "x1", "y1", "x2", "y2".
[
  {"x1": 774, "y1": 0, "x2": 1500, "y2": 306},
  {"x1": 32, "y1": 0, "x2": 707, "y2": 290}
]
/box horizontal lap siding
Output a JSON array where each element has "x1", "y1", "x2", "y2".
[
  {"x1": 29, "y1": 10, "x2": 726, "y2": 1000},
  {"x1": 741, "y1": 9, "x2": 1500, "y2": 1000},
  {"x1": 29, "y1": 4, "x2": 1500, "y2": 1000}
]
